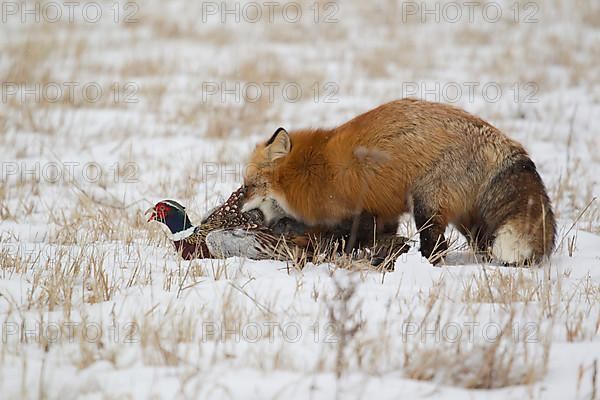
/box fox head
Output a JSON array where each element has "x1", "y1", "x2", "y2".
[{"x1": 241, "y1": 127, "x2": 292, "y2": 223}]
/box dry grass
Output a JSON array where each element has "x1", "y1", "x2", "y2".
[
  {"x1": 1, "y1": 0, "x2": 599, "y2": 398},
  {"x1": 404, "y1": 334, "x2": 551, "y2": 389}
]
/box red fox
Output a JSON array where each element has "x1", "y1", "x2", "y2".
[{"x1": 241, "y1": 99, "x2": 556, "y2": 265}]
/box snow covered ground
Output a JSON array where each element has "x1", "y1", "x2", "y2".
[{"x1": 1, "y1": 0, "x2": 599, "y2": 398}]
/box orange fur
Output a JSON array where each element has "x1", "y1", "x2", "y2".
[{"x1": 243, "y1": 99, "x2": 555, "y2": 264}]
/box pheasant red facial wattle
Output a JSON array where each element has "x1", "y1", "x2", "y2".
[{"x1": 152, "y1": 203, "x2": 170, "y2": 221}]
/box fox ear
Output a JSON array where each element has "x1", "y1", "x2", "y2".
[{"x1": 266, "y1": 127, "x2": 290, "y2": 161}]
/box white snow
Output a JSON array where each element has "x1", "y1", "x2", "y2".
[{"x1": 1, "y1": 0, "x2": 599, "y2": 399}]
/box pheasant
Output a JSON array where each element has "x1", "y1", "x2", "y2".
[
  {"x1": 147, "y1": 186, "x2": 412, "y2": 267},
  {"x1": 148, "y1": 187, "x2": 265, "y2": 259}
]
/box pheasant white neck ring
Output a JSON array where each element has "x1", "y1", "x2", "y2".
[{"x1": 169, "y1": 226, "x2": 196, "y2": 241}]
